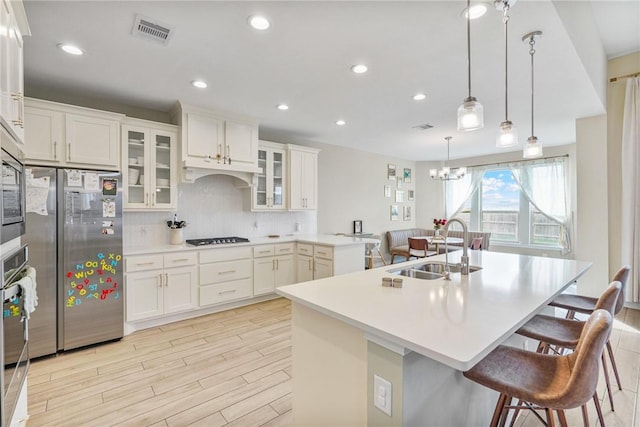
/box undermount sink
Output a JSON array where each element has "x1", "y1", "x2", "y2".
[{"x1": 387, "y1": 261, "x2": 482, "y2": 280}]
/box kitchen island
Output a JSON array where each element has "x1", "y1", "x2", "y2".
[{"x1": 276, "y1": 250, "x2": 592, "y2": 426}]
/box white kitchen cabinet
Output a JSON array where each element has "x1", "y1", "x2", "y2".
[
  {"x1": 289, "y1": 145, "x2": 319, "y2": 210},
  {"x1": 23, "y1": 98, "x2": 124, "y2": 170},
  {"x1": 171, "y1": 102, "x2": 259, "y2": 174},
  {"x1": 0, "y1": 0, "x2": 29, "y2": 145},
  {"x1": 199, "y1": 246, "x2": 253, "y2": 306},
  {"x1": 295, "y1": 243, "x2": 334, "y2": 281},
  {"x1": 125, "y1": 252, "x2": 198, "y2": 322},
  {"x1": 122, "y1": 118, "x2": 177, "y2": 211},
  {"x1": 253, "y1": 141, "x2": 286, "y2": 211},
  {"x1": 253, "y1": 243, "x2": 295, "y2": 295}
]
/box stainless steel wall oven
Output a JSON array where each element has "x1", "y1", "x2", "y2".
[
  {"x1": 1, "y1": 141, "x2": 26, "y2": 244},
  {"x1": 1, "y1": 245, "x2": 29, "y2": 426}
]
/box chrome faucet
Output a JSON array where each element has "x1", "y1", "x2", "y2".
[{"x1": 443, "y1": 217, "x2": 470, "y2": 276}]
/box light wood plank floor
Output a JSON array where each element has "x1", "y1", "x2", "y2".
[
  {"x1": 27, "y1": 299, "x2": 640, "y2": 426},
  {"x1": 27, "y1": 298, "x2": 292, "y2": 427}
]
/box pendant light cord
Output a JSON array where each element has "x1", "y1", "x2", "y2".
[
  {"x1": 529, "y1": 36, "x2": 536, "y2": 137},
  {"x1": 503, "y1": 5, "x2": 510, "y2": 121},
  {"x1": 466, "y1": 0, "x2": 472, "y2": 99}
]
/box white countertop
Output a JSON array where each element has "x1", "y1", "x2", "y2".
[
  {"x1": 125, "y1": 234, "x2": 379, "y2": 255},
  {"x1": 276, "y1": 250, "x2": 591, "y2": 371}
]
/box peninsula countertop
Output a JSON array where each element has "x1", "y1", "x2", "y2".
[{"x1": 276, "y1": 250, "x2": 592, "y2": 371}]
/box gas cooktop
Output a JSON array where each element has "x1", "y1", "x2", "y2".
[{"x1": 185, "y1": 237, "x2": 250, "y2": 246}]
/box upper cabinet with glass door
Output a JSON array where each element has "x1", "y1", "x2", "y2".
[
  {"x1": 122, "y1": 118, "x2": 177, "y2": 211},
  {"x1": 252, "y1": 141, "x2": 286, "y2": 211}
]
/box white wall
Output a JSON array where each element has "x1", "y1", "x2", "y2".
[{"x1": 575, "y1": 115, "x2": 609, "y2": 297}]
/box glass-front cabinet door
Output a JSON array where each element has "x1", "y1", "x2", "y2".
[
  {"x1": 122, "y1": 119, "x2": 177, "y2": 211},
  {"x1": 253, "y1": 141, "x2": 287, "y2": 211}
]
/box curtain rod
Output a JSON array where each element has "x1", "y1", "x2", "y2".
[
  {"x1": 463, "y1": 154, "x2": 569, "y2": 170},
  {"x1": 609, "y1": 72, "x2": 639, "y2": 83}
]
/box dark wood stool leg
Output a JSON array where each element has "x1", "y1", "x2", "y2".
[
  {"x1": 606, "y1": 340, "x2": 622, "y2": 390},
  {"x1": 557, "y1": 409, "x2": 568, "y2": 427},
  {"x1": 601, "y1": 352, "x2": 615, "y2": 411},
  {"x1": 490, "y1": 393, "x2": 508, "y2": 427},
  {"x1": 544, "y1": 408, "x2": 556, "y2": 427},
  {"x1": 593, "y1": 392, "x2": 605, "y2": 427},
  {"x1": 498, "y1": 396, "x2": 512, "y2": 427},
  {"x1": 580, "y1": 404, "x2": 589, "y2": 426}
]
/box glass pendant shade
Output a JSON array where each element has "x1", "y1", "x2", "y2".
[
  {"x1": 457, "y1": 97, "x2": 484, "y2": 131},
  {"x1": 496, "y1": 120, "x2": 518, "y2": 148},
  {"x1": 523, "y1": 136, "x2": 543, "y2": 158}
]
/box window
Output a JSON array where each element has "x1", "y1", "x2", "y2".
[{"x1": 446, "y1": 158, "x2": 570, "y2": 251}]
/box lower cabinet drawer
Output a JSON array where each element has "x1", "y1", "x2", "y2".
[
  {"x1": 199, "y1": 278, "x2": 252, "y2": 306},
  {"x1": 199, "y1": 259, "x2": 252, "y2": 285}
]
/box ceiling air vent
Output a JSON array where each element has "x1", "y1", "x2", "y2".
[
  {"x1": 412, "y1": 123, "x2": 434, "y2": 130},
  {"x1": 132, "y1": 15, "x2": 174, "y2": 46}
]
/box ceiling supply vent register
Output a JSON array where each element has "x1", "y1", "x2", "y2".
[{"x1": 132, "y1": 15, "x2": 174, "y2": 45}]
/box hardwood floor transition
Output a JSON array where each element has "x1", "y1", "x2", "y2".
[{"x1": 26, "y1": 298, "x2": 640, "y2": 426}]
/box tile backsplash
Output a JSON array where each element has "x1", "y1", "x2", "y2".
[{"x1": 124, "y1": 174, "x2": 317, "y2": 248}]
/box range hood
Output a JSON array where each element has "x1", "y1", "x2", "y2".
[{"x1": 181, "y1": 158, "x2": 260, "y2": 187}]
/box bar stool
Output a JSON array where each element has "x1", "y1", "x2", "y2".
[
  {"x1": 516, "y1": 281, "x2": 621, "y2": 412},
  {"x1": 550, "y1": 265, "x2": 630, "y2": 393},
  {"x1": 463, "y1": 309, "x2": 613, "y2": 427}
]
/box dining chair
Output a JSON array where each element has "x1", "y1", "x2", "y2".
[
  {"x1": 408, "y1": 237, "x2": 436, "y2": 259},
  {"x1": 464, "y1": 309, "x2": 613, "y2": 427},
  {"x1": 365, "y1": 235, "x2": 387, "y2": 269}
]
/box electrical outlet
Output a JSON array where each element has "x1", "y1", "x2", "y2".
[
  {"x1": 254, "y1": 221, "x2": 259, "y2": 230},
  {"x1": 295, "y1": 222, "x2": 301, "y2": 232},
  {"x1": 373, "y1": 374, "x2": 392, "y2": 416}
]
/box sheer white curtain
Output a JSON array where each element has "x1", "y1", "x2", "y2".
[
  {"x1": 445, "y1": 167, "x2": 485, "y2": 218},
  {"x1": 511, "y1": 158, "x2": 572, "y2": 254},
  {"x1": 621, "y1": 77, "x2": 639, "y2": 302}
]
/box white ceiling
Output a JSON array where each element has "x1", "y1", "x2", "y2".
[{"x1": 22, "y1": 1, "x2": 640, "y2": 161}]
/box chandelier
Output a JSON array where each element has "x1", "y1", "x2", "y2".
[{"x1": 430, "y1": 137, "x2": 467, "y2": 181}]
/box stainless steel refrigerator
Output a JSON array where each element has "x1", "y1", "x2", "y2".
[{"x1": 23, "y1": 167, "x2": 123, "y2": 358}]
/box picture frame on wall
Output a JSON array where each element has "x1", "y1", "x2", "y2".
[
  {"x1": 387, "y1": 163, "x2": 396, "y2": 180},
  {"x1": 384, "y1": 185, "x2": 391, "y2": 197},
  {"x1": 390, "y1": 205, "x2": 399, "y2": 221},
  {"x1": 353, "y1": 220, "x2": 363, "y2": 234},
  {"x1": 395, "y1": 190, "x2": 404, "y2": 203},
  {"x1": 408, "y1": 190, "x2": 415, "y2": 201},
  {"x1": 404, "y1": 168, "x2": 412, "y2": 183},
  {"x1": 403, "y1": 206, "x2": 412, "y2": 221}
]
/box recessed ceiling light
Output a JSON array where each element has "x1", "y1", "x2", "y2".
[
  {"x1": 351, "y1": 64, "x2": 368, "y2": 74},
  {"x1": 276, "y1": 104, "x2": 289, "y2": 111},
  {"x1": 249, "y1": 15, "x2": 270, "y2": 30},
  {"x1": 413, "y1": 93, "x2": 427, "y2": 101},
  {"x1": 462, "y1": 3, "x2": 489, "y2": 19},
  {"x1": 336, "y1": 120, "x2": 346, "y2": 126},
  {"x1": 57, "y1": 43, "x2": 84, "y2": 55},
  {"x1": 191, "y1": 80, "x2": 207, "y2": 89}
]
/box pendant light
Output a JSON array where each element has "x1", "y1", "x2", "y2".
[
  {"x1": 496, "y1": 0, "x2": 518, "y2": 148},
  {"x1": 523, "y1": 31, "x2": 543, "y2": 158},
  {"x1": 457, "y1": 0, "x2": 484, "y2": 131},
  {"x1": 430, "y1": 137, "x2": 467, "y2": 181}
]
